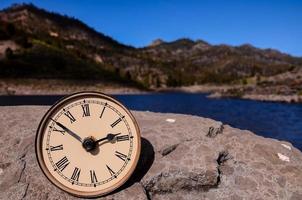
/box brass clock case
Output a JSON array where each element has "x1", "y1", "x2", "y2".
[{"x1": 35, "y1": 92, "x2": 141, "y2": 197}]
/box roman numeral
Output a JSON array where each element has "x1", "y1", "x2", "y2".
[
  {"x1": 64, "y1": 111, "x2": 76, "y2": 123},
  {"x1": 50, "y1": 144, "x2": 63, "y2": 151},
  {"x1": 90, "y1": 170, "x2": 98, "y2": 184},
  {"x1": 115, "y1": 151, "x2": 128, "y2": 161},
  {"x1": 71, "y1": 167, "x2": 81, "y2": 182},
  {"x1": 100, "y1": 103, "x2": 107, "y2": 118},
  {"x1": 106, "y1": 165, "x2": 116, "y2": 178},
  {"x1": 111, "y1": 117, "x2": 124, "y2": 128},
  {"x1": 55, "y1": 156, "x2": 70, "y2": 171},
  {"x1": 51, "y1": 127, "x2": 65, "y2": 135},
  {"x1": 116, "y1": 135, "x2": 129, "y2": 142},
  {"x1": 81, "y1": 104, "x2": 90, "y2": 117}
]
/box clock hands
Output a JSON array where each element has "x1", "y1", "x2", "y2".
[
  {"x1": 82, "y1": 133, "x2": 121, "y2": 152},
  {"x1": 95, "y1": 133, "x2": 121, "y2": 144},
  {"x1": 50, "y1": 118, "x2": 120, "y2": 152},
  {"x1": 50, "y1": 118, "x2": 83, "y2": 143}
]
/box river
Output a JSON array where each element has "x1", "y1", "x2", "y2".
[{"x1": 0, "y1": 92, "x2": 301, "y2": 151}]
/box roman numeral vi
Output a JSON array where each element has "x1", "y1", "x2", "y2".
[{"x1": 90, "y1": 170, "x2": 98, "y2": 184}]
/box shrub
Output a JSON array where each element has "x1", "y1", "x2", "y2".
[
  {"x1": 14, "y1": 35, "x2": 32, "y2": 48},
  {"x1": 5, "y1": 48, "x2": 13, "y2": 59},
  {"x1": 6, "y1": 23, "x2": 16, "y2": 36}
]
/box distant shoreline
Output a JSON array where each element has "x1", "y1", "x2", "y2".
[
  {"x1": 1, "y1": 78, "x2": 301, "y2": 104},
  {"x1": 159, "y1": 85, "x2": 302, "y2": 104},
  {"x1": 0, "y1": 78, "x2": 147, "y2": 95}
]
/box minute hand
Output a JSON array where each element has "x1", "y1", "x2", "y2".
[{"x1": 50, "y1": 119, "x2": 83, "y2": 143}]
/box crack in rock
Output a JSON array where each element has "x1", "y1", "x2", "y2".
[
  {"x1": 161, "y1": 144, "x2": 179, "y2": 156},
  {"x1": 207, "y1": 122, "x2": 224, "y2": 138},
  {"x1": 18, "y1": 159, "x2": 26, "y2": 183},
  {"x1": 17, "y1": 148, "x2": 29, "y2": 184},
  {"x1": 139, "y1": 182, "x2": 152, "y2": 200},
  {"x1": 22, "y1": 183, "x2": 29, "y2": 200},
  {"x1": 216, "y1": 150, "x2": 232, "y2": 186},
  {"x1": 144, "y1": 169, "x2": 219, "y2": 196},
  {"x1": 143, "y1": 141, "x2": 231, "y2": 197},
  {"x1": 217, "y1": 150, "x2": 232, "y2": 165}
]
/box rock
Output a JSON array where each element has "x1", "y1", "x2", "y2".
[
  {"x1": 0, "y1": 106, "x2": 302, "y2": 199},
  {"x1": 207, "y1": 122, "x2": 224, "y2": 138},
  {"x1": 242, "y1": 94, "x2": 302, "y2": 103},
  {"x1": 281, "y1": 143, "x2": 292, "y2": 150},
  {"x1": 0, "y1": 40, "x2": 19, "y2": 58},
  {"x1": 149, "y1": 39, "x2": 165, "y2": 47},
  {"x1": 217, "y1": 150, "x2": 232, "y2": 164},
  {"x1": 161, "y1": 144, "x2": 179, "y2": 156},
  {"x1": 277, "y1": 153, "x2": 290, "y2": 162},
  {"x1": 234, "y1": 176, "x2": 258, "y2": 191},
  {"x1": 165, "y1": 118, "x2": 176, "y2": 123}
]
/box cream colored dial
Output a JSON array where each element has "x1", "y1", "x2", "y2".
[{"x1": 35, "y1": 92, "x2": 141, "y2": 197}]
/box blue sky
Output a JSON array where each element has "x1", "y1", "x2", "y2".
[{"x1": 1, "y1": 0, "x2": 301, "y2": 56}]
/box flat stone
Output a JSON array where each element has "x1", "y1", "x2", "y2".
[
  {"x1": 0, "y1": 106, "x2": 302, "y2": 199},
  {"x1": 141, "y1": 140, "x2": 219, "y2": 194}
]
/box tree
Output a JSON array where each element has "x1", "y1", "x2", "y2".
[
  {"x1": 125, "y1": 71, "x2": 131, "y2": 80},
  {"x1": 5, "y1": 47, "x2": 13, "y2": 59},
  {"x1": 156, "y1": 76, "x2": 161, "y2": 88},
  {"x1": 6, "y1": 23, "x2": 15, "y2": 36},
  {"x1": 15, "y1": 35, "x2": 32, "y2": 48}
]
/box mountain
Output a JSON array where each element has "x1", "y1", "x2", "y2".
[
  {"x1": 149, "y1": 39, "x2": 165, "y2": 47},
  {"x1": 0, "y1": 3, "x2": 142, "y2": 88},
  {"x1": 0, "y1": 3, "x2": 301, "y2": 90}
]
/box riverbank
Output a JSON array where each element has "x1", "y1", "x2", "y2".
[
  {"x1": 162, "y1": 84, "x2": 302, "y2": 104},
  {"x1": 0, "y1": 78, "x2": 146, "y2": 95},
  {"x1": 1, "y1": 78, "x2": 302, "y2": 104},
  {"x1": 0, "y1": 106, "x2": 301, "y2": 199}
]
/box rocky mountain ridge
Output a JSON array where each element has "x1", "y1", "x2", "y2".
[{"x1": 0, "y1": 3, "x2": 302, "y2": 95}]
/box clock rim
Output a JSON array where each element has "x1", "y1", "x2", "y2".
[{"x1": 35, "y1": 91, "x2": 141, "y2": 198}]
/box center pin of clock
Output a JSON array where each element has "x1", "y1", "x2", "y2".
[
  {"x1": 82, "y1": 137, "x2": 97, "y2": 152},
  {"x1": 82, "y1": 133, "x2": 121, "y2": 152}
]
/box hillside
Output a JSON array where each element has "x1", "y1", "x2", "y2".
[
  {"x1": 0, "y1": 3, "x2": 143, "y2": 89},
  {"x1": 0, "y1": 3, "x2": 302, "y2": 96}
]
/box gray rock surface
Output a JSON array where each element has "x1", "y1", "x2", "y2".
[{"x1": 0, "y1": 106, "x2": 302, "y2": 200}]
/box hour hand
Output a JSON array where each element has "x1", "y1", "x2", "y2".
[
  {"x1": 95, "y1": 133, "x2": 121, "y2": 144},
  {"x1": 50, "y1": 118, "x2": 83, "y2": 143}
]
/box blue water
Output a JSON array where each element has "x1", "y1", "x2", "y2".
[{"x1": 1, "y1": 92, "x2": 301, "y2": 151}]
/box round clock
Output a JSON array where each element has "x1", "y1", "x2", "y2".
[{"x1": 35, "y1": 92, "x2": 141, "y2": 197}]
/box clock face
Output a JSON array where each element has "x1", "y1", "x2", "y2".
[{"x1": 35, "y1": 92, "x2": 141, "y2": 197}]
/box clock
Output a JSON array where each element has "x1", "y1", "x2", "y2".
[{"x1": 35, "y1": 92, "x2": 141, "y2": 197}]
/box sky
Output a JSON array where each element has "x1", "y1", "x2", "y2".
[{"x1": 0, "y1": 0, "x2": 301, "y2": 56}]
